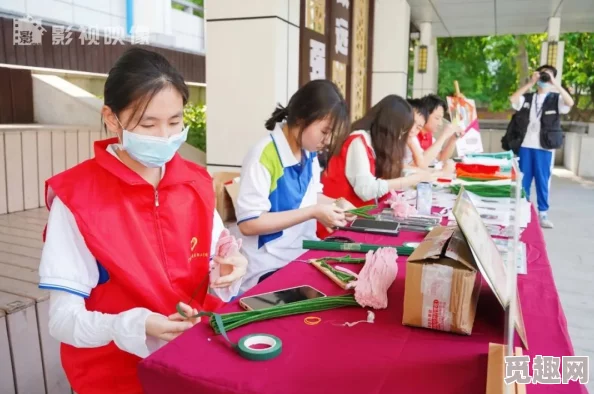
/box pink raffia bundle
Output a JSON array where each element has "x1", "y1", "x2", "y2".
[
  {"x1": 211, "y1": 229, "x2": 243, "y2": 278},
  {"x1": 215, "y1": 229, "x2": 242, "y2": 258},
  {"x1": 388, "y1": 191, "x2": 417, "y2": 218},
  {"x1": 351, "y1": 247, "x2": 398, "y2": 309}
]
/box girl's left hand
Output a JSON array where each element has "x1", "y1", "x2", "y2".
[
  {"x1": 335, "y1": 198, "x2": 357, "y2": 221},
  {"x1": 211, "y1": 252, "x2": 248, "y2": 288}
]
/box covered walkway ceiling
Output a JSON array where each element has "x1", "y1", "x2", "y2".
[{"x1": 408, "y1": 0, "x2": 594, "y2": 37}]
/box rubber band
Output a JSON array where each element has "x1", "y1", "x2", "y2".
[{"x1": 304, "y1": 316, "x2": 321, "y2": 325}]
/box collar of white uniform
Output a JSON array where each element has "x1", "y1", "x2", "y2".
[{"x1": 270, "y1": 122, "x2": 312, "y2": 168}]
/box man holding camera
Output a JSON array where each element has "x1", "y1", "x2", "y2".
[{"x1": 509, "y1": 65, "x2": 574, "y2": 229}]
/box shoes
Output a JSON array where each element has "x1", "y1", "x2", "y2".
[{"x1": 539, "y1": 213, "x2": 554, "y2": 229}]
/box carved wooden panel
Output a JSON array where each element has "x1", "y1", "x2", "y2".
[
  {"x1": 332, "y1": 60, "x2": 347, "y2": 98},
  {"x1": 305, "y1": 0, "x2": 326, "y2": 35},
  {"x1": 350, "y1": 0, "x2": 369, "y2": 122}
]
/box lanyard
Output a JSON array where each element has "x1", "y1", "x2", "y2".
[{"x1": 533, "y1": 93, "x2": 548, "y2": 118}]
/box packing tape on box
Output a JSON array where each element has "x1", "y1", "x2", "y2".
[{"x1": 420, "y1": 264, "x2": 454, "y2": 332}]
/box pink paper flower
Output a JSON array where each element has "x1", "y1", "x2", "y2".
[{"x1": 388, "y1": 192, "x2": 417, "y2": 218}]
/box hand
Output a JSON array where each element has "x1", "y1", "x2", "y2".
[
  {"x1": 211, "y1": 252, "x2": 247, "y2": 288},
  {"x1": 407, "y1": 133, "x2": 420, "y2": 148},
  {"x1": 334, "y1": 198, "x2": 357, "y2": 221},
  {"x1": 443, "y1": 124, "x2": 458, "y2": 139},
  {"x1": 419, "y1": 170, "x2": 439, "y2": 183},
  {"x1": 169, "y1": 302, "x2": 201, "y2": 325},
  {"x1": 146, "y1": 308, "x2": 197, "y2": 342},
  {"x1": 530, "y1": 71, "x2": 540, "y2": 85},
  {"x1": 407, "y1": 132, "x2": 416, "y2": 144},
  {"x1": 442, "y1": 159, "x2": 456, "y2": 175},
  {"x1": 313, "y1": 204, "x2": 347, "y2": 229}
]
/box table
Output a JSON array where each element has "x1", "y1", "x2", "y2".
[{"x1": 138, "y1": 208, "x2": 587, "y2": 394}]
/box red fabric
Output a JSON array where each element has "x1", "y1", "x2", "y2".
[
  {"x1": 455, "y1": 163, "x2": 501, "y2": 175},
  {"x1": 138, "y1": 208, "x2": 585, "y2": 394},
  {"x1": 456, "y1": 169, "x2": 511, "y2": 180},
  {"x1": 47, "y1": 138, "x2": 222, "y2": 394},
  {"x1": 318, "y1": 134, "x2": 378, "y2": 239},
  {"x1": 321, "y1": 133, "x2": 377, "y2": 207},
  {"x1": 417, "y1": 130, "x2": 434, "y2": 150}
]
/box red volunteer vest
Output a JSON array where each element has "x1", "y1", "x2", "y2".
[
  {"x1": 318, "y1": 134, "x2": 384, "y2": 239},
  {"x1": 417, "y1": 130, "x2": 434, "y2": 150},
  {"x1": 45, "y1": 138, "x2": 221, "y2": 394}
]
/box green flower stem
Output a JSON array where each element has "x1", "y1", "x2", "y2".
[
  {"x1": 319, "y1": 261, "x2": 356, "y2": 283},
  {"x1": 209, "y1": 294, "x2": 360, "y2": 333},
  {"x1": 318, "y1": 255, "x2": 366, "y2": 264},
  {"x1": 347, "y1": 204, "x2": 377, "y2": 219}
]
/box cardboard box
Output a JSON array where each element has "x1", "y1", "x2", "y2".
[
  {"x1": 403, "y1": 226, "x2": 481, "y2": 335},
  {"x1": 403, "y1": 188, "x2": 529, "y2": 349},
  {"x1": 212, "y1": 172, "x2": 240, "y2": 223}
]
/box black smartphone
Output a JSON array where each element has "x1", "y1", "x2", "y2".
[
  {"x1": 339, "y1": 218, "x2": 400, "y2": 236},
  {"x1": 239, "y1": 285, "x2": 326, "y2": 311}
]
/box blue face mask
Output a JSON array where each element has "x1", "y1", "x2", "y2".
[
  {"x1": 121, "y1": 126, "x2": 189, "y2": 168},
  {"x1": 537, "y1": 81, "x2": 551, "y2": 90}
]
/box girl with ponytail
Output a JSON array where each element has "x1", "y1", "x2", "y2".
[{"x1": 233, "y1": 79, "x2": 354, "y2": 292}]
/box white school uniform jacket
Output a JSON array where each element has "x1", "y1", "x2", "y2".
[{"x1": 235, "y1": 123, "x2": 322, "y2": 292}]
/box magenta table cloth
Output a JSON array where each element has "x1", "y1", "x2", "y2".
[{"x1": 138, "y1": 208, "x2": 587, "y2": 394}]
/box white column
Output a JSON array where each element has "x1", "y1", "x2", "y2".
[
  {"x1": 205, "y1": 0, "x2": 300, "y2": 171},
  {"x1": 133, "y1": 0, "x2": 176, "y2": 47},
  {"x1": 371, "y1": 0, "x2": 411, "y2": 104},
  {"x1": 412, "y1": 22, "x2": 438, "y2": 98},
  {"x1": 540, "y1": 17, "x2": 565, "y2": 81}
]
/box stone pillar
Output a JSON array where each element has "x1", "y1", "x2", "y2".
[
  {"x1": 205, "y1": 0, "x2": 300, "y2": 172},
  {"x1": 412, "y1": 22, "x2": 438, "y2": 99},
  {"x1": 540, "y1": 17, "x2": 565, "y2": 82},
  {"x1": 370, "y1": 0, "x2": 411, "y2": 104}
]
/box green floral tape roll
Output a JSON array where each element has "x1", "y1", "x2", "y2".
[{"x1": 236, "y1": 334, "x2": 282, "y2": 361}]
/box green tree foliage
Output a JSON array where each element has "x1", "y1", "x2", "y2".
[
  {"x1": 172, "y1": 0, "x2": 204, "y2": 17},
  {"x1": 184, "y1": 103, "x2": 207, "y2": 152},
  {"x1": 561, "y1": 33, "x2": 594, "y2": 120}
]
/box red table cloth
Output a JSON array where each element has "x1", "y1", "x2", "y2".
[{"x1": 138, "y1": 209, "x2": 587, "y2": 394}]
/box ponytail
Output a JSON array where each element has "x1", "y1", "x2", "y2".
[
  {"x1": 262, "y1": 80, "x2": 348, "y2": 156},
  {"x1": 264, "y1": 105, "x2": 289, "y2": 130}
]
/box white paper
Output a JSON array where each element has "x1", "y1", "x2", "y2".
[
  {"x1": 455, "y1": 127, "x2": 483, "y2": 157},
  {"x1": 461, "y1": 156, "x2": 512, "y2": 167},
  {"x1": 493, "y1": 239, "x2": 527, "y2": 275}
]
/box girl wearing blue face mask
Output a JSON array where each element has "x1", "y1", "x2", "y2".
[{"x1": 37, "y1": 48, "x2": 248, "y2": 394}]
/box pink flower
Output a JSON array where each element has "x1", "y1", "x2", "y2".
[{"x1": 388, "y1": 192, "x2": 417, "y2": 218}]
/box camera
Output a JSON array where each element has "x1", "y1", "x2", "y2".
[{"x1": 539, "y1": 72, "x2": 551, "y2": 83}]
